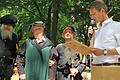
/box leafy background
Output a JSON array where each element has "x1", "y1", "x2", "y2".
[{"x1": 0, "y1": 0, "x2": 120, "y2": 46}]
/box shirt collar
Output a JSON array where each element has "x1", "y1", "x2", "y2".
[
  {"x1": 101, "y1": 17, "x2": 113, "y2": 27},
  {"x1": 36, "y1": 36, "x2": 46, "y2": 43}
]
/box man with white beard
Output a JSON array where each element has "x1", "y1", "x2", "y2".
[
  {"x1": 1, "y1": 24, "x2": 13, "y2": 40},
  {"x1": 0, "y1": 14, "x2": 18, "y2": 80}
]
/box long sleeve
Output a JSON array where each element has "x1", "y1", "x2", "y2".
[
  {"x1": 56, "y1": 44, "x2": 68, "y2": 69},
  {"x1": 49, "y1": 47, "x2": 58, "y2": 80},
  {"x1": 16, "y1": 42, "x2": 26, "y2": 75},
  {"x1": 50, "y1": 47, "x2": 58, "y2": 60},
  {"x1": 16, "y1": 55, "x2": 25, "y2": 75}
]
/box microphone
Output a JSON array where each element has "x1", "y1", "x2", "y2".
[
  {"x1": 88, "y1": 20, "x2": 96, "y2": 38},
  {"x1": 90, "y1": 20, "x2": 96, "y2": 27}
]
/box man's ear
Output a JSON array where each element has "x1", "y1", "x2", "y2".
[{"x1": 101, "y1": 8, "x2": 106, "y2": 13}]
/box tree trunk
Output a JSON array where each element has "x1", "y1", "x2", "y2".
[
  {"x1": 46, "y1": 0, "x2": 52, "y2": 39},
  {"x1": 51, "y1": 0, "x2": 61, "y2": 45}
]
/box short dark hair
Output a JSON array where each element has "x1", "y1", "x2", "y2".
[{"x1": 88, "y1": 0, "x2": 108, "y2": 13}]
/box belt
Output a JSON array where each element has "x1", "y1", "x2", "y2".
[{"x1": 92, "y1": 63, "x2": 120, "y2": 66}]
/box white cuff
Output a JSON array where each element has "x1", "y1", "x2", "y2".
[{"x1": 116, "y1": 47, "x2": 120, "y2": 54}]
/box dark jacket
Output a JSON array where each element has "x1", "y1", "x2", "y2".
[{"x1": 0, "y1": 32, "x2": 18, "y2": 59}]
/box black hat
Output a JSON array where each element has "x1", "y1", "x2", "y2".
[{"x1": 0, "y1": 14, "x2": 17, "y2": 27}]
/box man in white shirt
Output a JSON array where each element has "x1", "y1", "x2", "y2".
[{"x1": 88, "y1": 1, "x2": 120, "y2": 80}]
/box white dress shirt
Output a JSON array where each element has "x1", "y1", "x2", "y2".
[{"x1": 93, "y1": 18, "x2": 120, "y2": 63}]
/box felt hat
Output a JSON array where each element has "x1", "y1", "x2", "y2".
[
  {"x1": 0, "y1": 14, "x2": 17, "y2": 27},
  {"x1": 29, "y1": 21, "x2": 45, "y2": 31}
]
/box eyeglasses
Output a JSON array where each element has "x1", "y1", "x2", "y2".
[{"x1": 89, "y1": 12, "x2": 97, "y2": 17}]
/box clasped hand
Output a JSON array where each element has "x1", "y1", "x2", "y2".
[
  {"x1": 49, "y1": 60, "x2": 55, "y2": 67},
  {"x1": 70, "y1": 68, "x2": 78, "y2": 77}
]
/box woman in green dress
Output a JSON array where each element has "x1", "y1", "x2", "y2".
[{"x1": 16, "y1": 21, "x2": 58, "y2": 80}]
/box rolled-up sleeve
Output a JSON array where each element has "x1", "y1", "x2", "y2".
[{"x1": 114, "y1": 33, "x2": 120, "y2": 54}]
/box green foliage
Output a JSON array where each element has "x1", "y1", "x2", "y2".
[{"x1": 0, "y1": 0, "x2": 120, "y2": 46}]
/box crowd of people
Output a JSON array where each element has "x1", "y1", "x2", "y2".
[{"x1": 0, "y1": 0, "x2": 120, "y2": 80}]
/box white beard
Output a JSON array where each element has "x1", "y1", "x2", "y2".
[{"x1": 1, "y1": 26, "x2": 13, "y2": 40}]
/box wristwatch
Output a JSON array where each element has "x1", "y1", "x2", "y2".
[{"x1": 103, "y1": 49, "x2": 107, "y2": 55}]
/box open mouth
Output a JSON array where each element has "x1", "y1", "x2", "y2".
[{"x1": 65, "y1": 33, "x2": 71, "y2": 38}]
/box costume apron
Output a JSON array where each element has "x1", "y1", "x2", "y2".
[{"x1": 25, "y1": 40, "x2": 51, "y2": 80}]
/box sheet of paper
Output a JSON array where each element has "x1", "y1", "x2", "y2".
[{"x1": 64, "y1": 39, "x2": 92, "y2": 55}]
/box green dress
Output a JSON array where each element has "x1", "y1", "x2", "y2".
[{"x1": 25, "y1": 39, "x2": 52, "y2": 80}]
